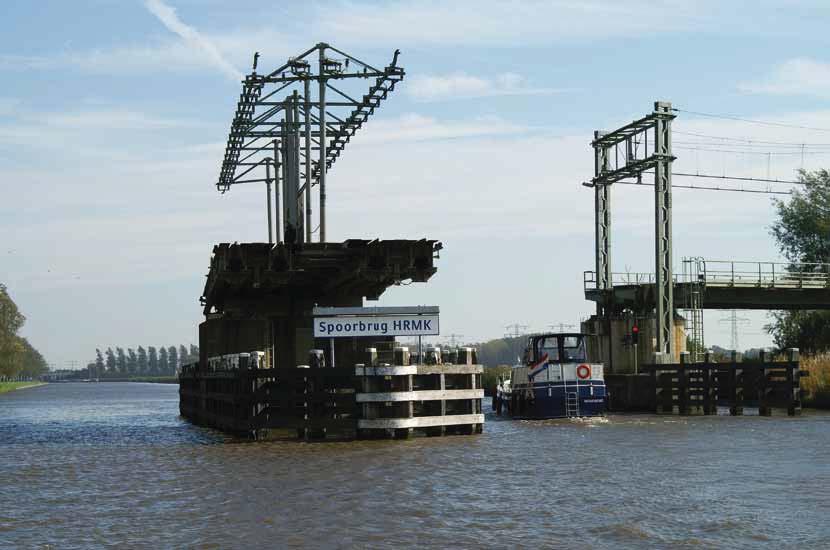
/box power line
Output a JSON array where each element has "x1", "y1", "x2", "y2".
[
  {"x1": 617, "y1": 180, "x2": 791, "y2": 195},
  {"x1": 674, "y1": 108, "x2": 830, "y2": 133},
  {"x1": 675, "y1": 140, "x2": 830, "y2": 151},
  {"x1": 674, "y1": 140, "x2": 830, "y2": 152},
  {"x1": 504, "y1": 324, "x2": 528, "y2": 338},
  {"x1": 718, "y1": 310, "x2": 751, "y2": 352},
  {"x1": 674, "y1": 130, "x2": 830, "y2": 147},
  {"x1": 674, "y1": 144, "x2": 829, "y2": 156},
  {"x1": 673, "y1": 172, "x2": 802, "y2": 185},
  {"x1": 444, "y1": 333, "x2": 465, "y2": 347},
  {"x1": 504, "y1": 324, "x2": 529, "y2": 364}
]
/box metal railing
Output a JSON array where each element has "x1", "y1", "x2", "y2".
[
  {"x1": 584, "y1": 270, "x2": 675, "y2": 289},
  {"x1": 700, "y1": 260, "x2": 830, "y2": 289},
  {"x1": 584, "y1": 260, "x2": 830, "y2": 291}
]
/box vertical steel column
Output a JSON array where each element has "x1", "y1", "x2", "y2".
[
  {"x1": 593, "y1": 130, "x2": 611, "y2": 308},
  {"x1": 282, "y1": 97, "x2": 299, "y2": 242},
  {"x1": 265, "y1": 160, "x2": 273, "y2": 244},
  {"x1": 653, "y1": 101, "x2": 675, "y2": 359},
  {"x1": 318, "y1": 44, "x2": 327, "y2": 242},
  {"x1": 273, "y1": 141, "x2": 281, "y2": 243},
  {"x1": 593, "y1": 130, "x2": 613, "y2": 372},
  {"x1": 292, "y1": 91, "x2": 304, "y2": 242},
  {"x1": 303, "y1": 80, "x2": 313, "y2": 243},
  {"x1": 281, "y1": 105, "x2": 289, "y2": 236}
]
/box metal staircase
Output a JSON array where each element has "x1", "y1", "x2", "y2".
[
  {"x1": 214, "y1": 43, "x2": 406, "y2": 242},
  {"x1": 310, "y1": 66, "x2": 404, "y2": 184},
  {"x1": 219, "y1": 75, "x2": 265, "y2": 192}
]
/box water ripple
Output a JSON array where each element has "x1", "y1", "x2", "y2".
[{"x1": 1, "y1": 383, "x2": 829, "y2": 548}]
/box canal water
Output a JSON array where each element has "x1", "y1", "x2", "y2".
[{"x1": 1, "y1": 383, "x2": 828, "y2": 549}]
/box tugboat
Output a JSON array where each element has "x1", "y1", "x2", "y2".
[{"x1": 497, "y1": 333, "x2": 606, "y2": 419}]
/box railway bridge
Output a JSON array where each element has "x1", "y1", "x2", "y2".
[{"x1": 585, "y1": 259, "x2": 830, "y2": 312}]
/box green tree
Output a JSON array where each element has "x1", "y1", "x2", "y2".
[
  {"x1": 137, "y1": 346, "x2": 148, "y2": 375},
  {"x1": 179, "y1": 345, "x2": 188, "y2": 366},
  {"x1": 475, "y1": 336, "x2": 524, "y2": 367},
  {"x1": 0, "y1": 284, "x2": 26, "y2": 379},
  {"x1": 148, "y1": 346, "x2": 158, "y2": 375},
  {"x1": 18, "y1": 337, "x2": 48, "y2": 378},
  {"x1": 95, "y1": 349, "x2": 105, "y2": 378},
  {"x1": 158, "y1": 346, "x2": 168, "y2": 374},
  {"x1": 768, "y1": 169, "x2": 830, "y2": 351},
  {"x1": 168, "y1": 346, "x2": 178, "y2": 373},
  {"x1": 105, "y1": 347, "x2": 117, "y2": 376},
  {"x1": 116, "y1": 347, "x2": 127, "y2": 374},
  {"x1": 189, "y1": 345, "x2": 199, "y2": 364},
  {"x1": 127, "y1": 348, "x2": 138, "y2": 375}
]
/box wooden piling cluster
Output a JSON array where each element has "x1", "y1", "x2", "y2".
[
  {"x1": 356, "y1": 363, "x2": 483, "y2": 438},
  {"x1": 179, "y1": 360, "x2": 484, "y2": 440},
  {"x1": 646, "y1": 349, "x2": 806, "y2": 416}
]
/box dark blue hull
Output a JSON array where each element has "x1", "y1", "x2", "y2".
[{"x1": 505, "y1": 381, "x2": 606, "y2": 419}]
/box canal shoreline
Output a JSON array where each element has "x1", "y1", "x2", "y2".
[{"x1": 0, "y1": 382, "x2": 47, "y2": 394}]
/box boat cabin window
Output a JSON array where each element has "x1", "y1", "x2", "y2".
[
  {"x1": 562, "y1": 336, "x2": 587, "y2": 362},
  {"x1": 530, "y1": 335, "x2": 587, "y2": 364},
  {"x1": 539, "y1": 337, "x2": 560, "y2": 362}
]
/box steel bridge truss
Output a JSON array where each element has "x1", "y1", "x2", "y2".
[
  {"x1": 217, "y1": 43, "x2": 405, "y2": 245},
  {"x1": 585, "y1": 101, "x2": 677, "y2": 360}
]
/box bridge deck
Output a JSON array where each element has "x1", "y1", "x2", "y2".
[
  {"x1": 586, "y1": 282, "x2": 830, "y2": 311},
  {"x1": 585, "y1": 260, "x2": 830, "y2": 311}
]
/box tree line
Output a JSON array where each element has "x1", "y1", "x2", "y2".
[
  {"x1": 85, "y1": 345, "x2": 199, "y2": 378},
  {"x1": 473, "y1": 336, "x2": 525, "y2": 367},
  {"x1": 0, "y1": 284, "x2": 49, "y2": 380},
  {"x1": 767, "y1": 169, "x2": 830, "y2": 352}
]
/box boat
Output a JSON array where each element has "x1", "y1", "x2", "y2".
[{"x1": 496, "y1": 333, "x2": 606, "y2": 419}]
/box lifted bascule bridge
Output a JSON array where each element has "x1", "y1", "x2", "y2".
[
  {"x1": 179, "y1": 43, "x2": 484, "y2": 440},
  {"x1": 581, "y1": 101, "x2": 822, "y2": 414}
]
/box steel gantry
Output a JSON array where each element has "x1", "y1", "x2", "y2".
[
  {"x1": 216, "y1": 43, "x2": 405, "y2": 245},
  {"x1": 585, "y1": 101, "x2": 677, "y2": 360}
]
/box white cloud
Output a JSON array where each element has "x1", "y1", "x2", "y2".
[
  {"x1": 354, "y1": 113, "x2": 534, "y2": 145},
  {"x1": 42, "y1": 109, "x2": 204, "y2": 130},
  {"x1": 0, "y1": 1, "x2": 715, "y2": 80},
  {"x1": 739, "y1": 58, "x2": 830, "y2": 97},
  {"x1": 143, "y1": 0, "x2": 242, "y2": 81},
  {"x1": 0, "y1": 27, "x2": 296, "y2": 79},
  {"x1": 407, "y1": 72, "x2": 567, "y2": 102},
  {"x1": 314, "y1": 0, "x2": 712, "y2": 47}
]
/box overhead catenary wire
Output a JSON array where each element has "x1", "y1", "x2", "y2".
[
  {"x1": 674, "y1": 142, "x2": 830, "y2": 152},
  {"x1": 674, "y1": 145, "x2": 829, "y2": 156},
  {"x1": 617, "y1": 180, "x2": 791, "y2": 195},
  {"x1": 673, "y1": 172, "x2": 802, "y2": 185},
  {"x1": 674, "y1": 130, "x2": 830, "y2": 147},
  {"x1": 673, "y1": 108, "x2": 830, "y2": 133},
  {"x1": 673, "y1": 140, "x2": 830, "y2": 151}
]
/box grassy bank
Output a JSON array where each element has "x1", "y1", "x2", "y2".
[
  {"x1": 801, "y1": 355, "x2": 830, "y2": 409},
  {"x1": 0, "y1": 381, "x2": 46, "y2": 394}
]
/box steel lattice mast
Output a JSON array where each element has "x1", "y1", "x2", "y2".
[
  {"x1": 216, "y1": 43, "x2": 404, "y2": 244},
  {"x1": 586, "y1": 101, "x2": 676, "y2": 362}
]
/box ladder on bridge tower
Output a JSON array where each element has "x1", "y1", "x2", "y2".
[{"x1": 682, "y1": 257, "x2": 705, "y2": 362}]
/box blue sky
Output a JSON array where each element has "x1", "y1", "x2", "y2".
[{"x1": 3, "y1": 0, "x2": 830, "y2": 368}]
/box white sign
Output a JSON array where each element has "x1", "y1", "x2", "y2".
[{"x1": 314, "y1": 315, "x2": 440, "y2": 338}]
